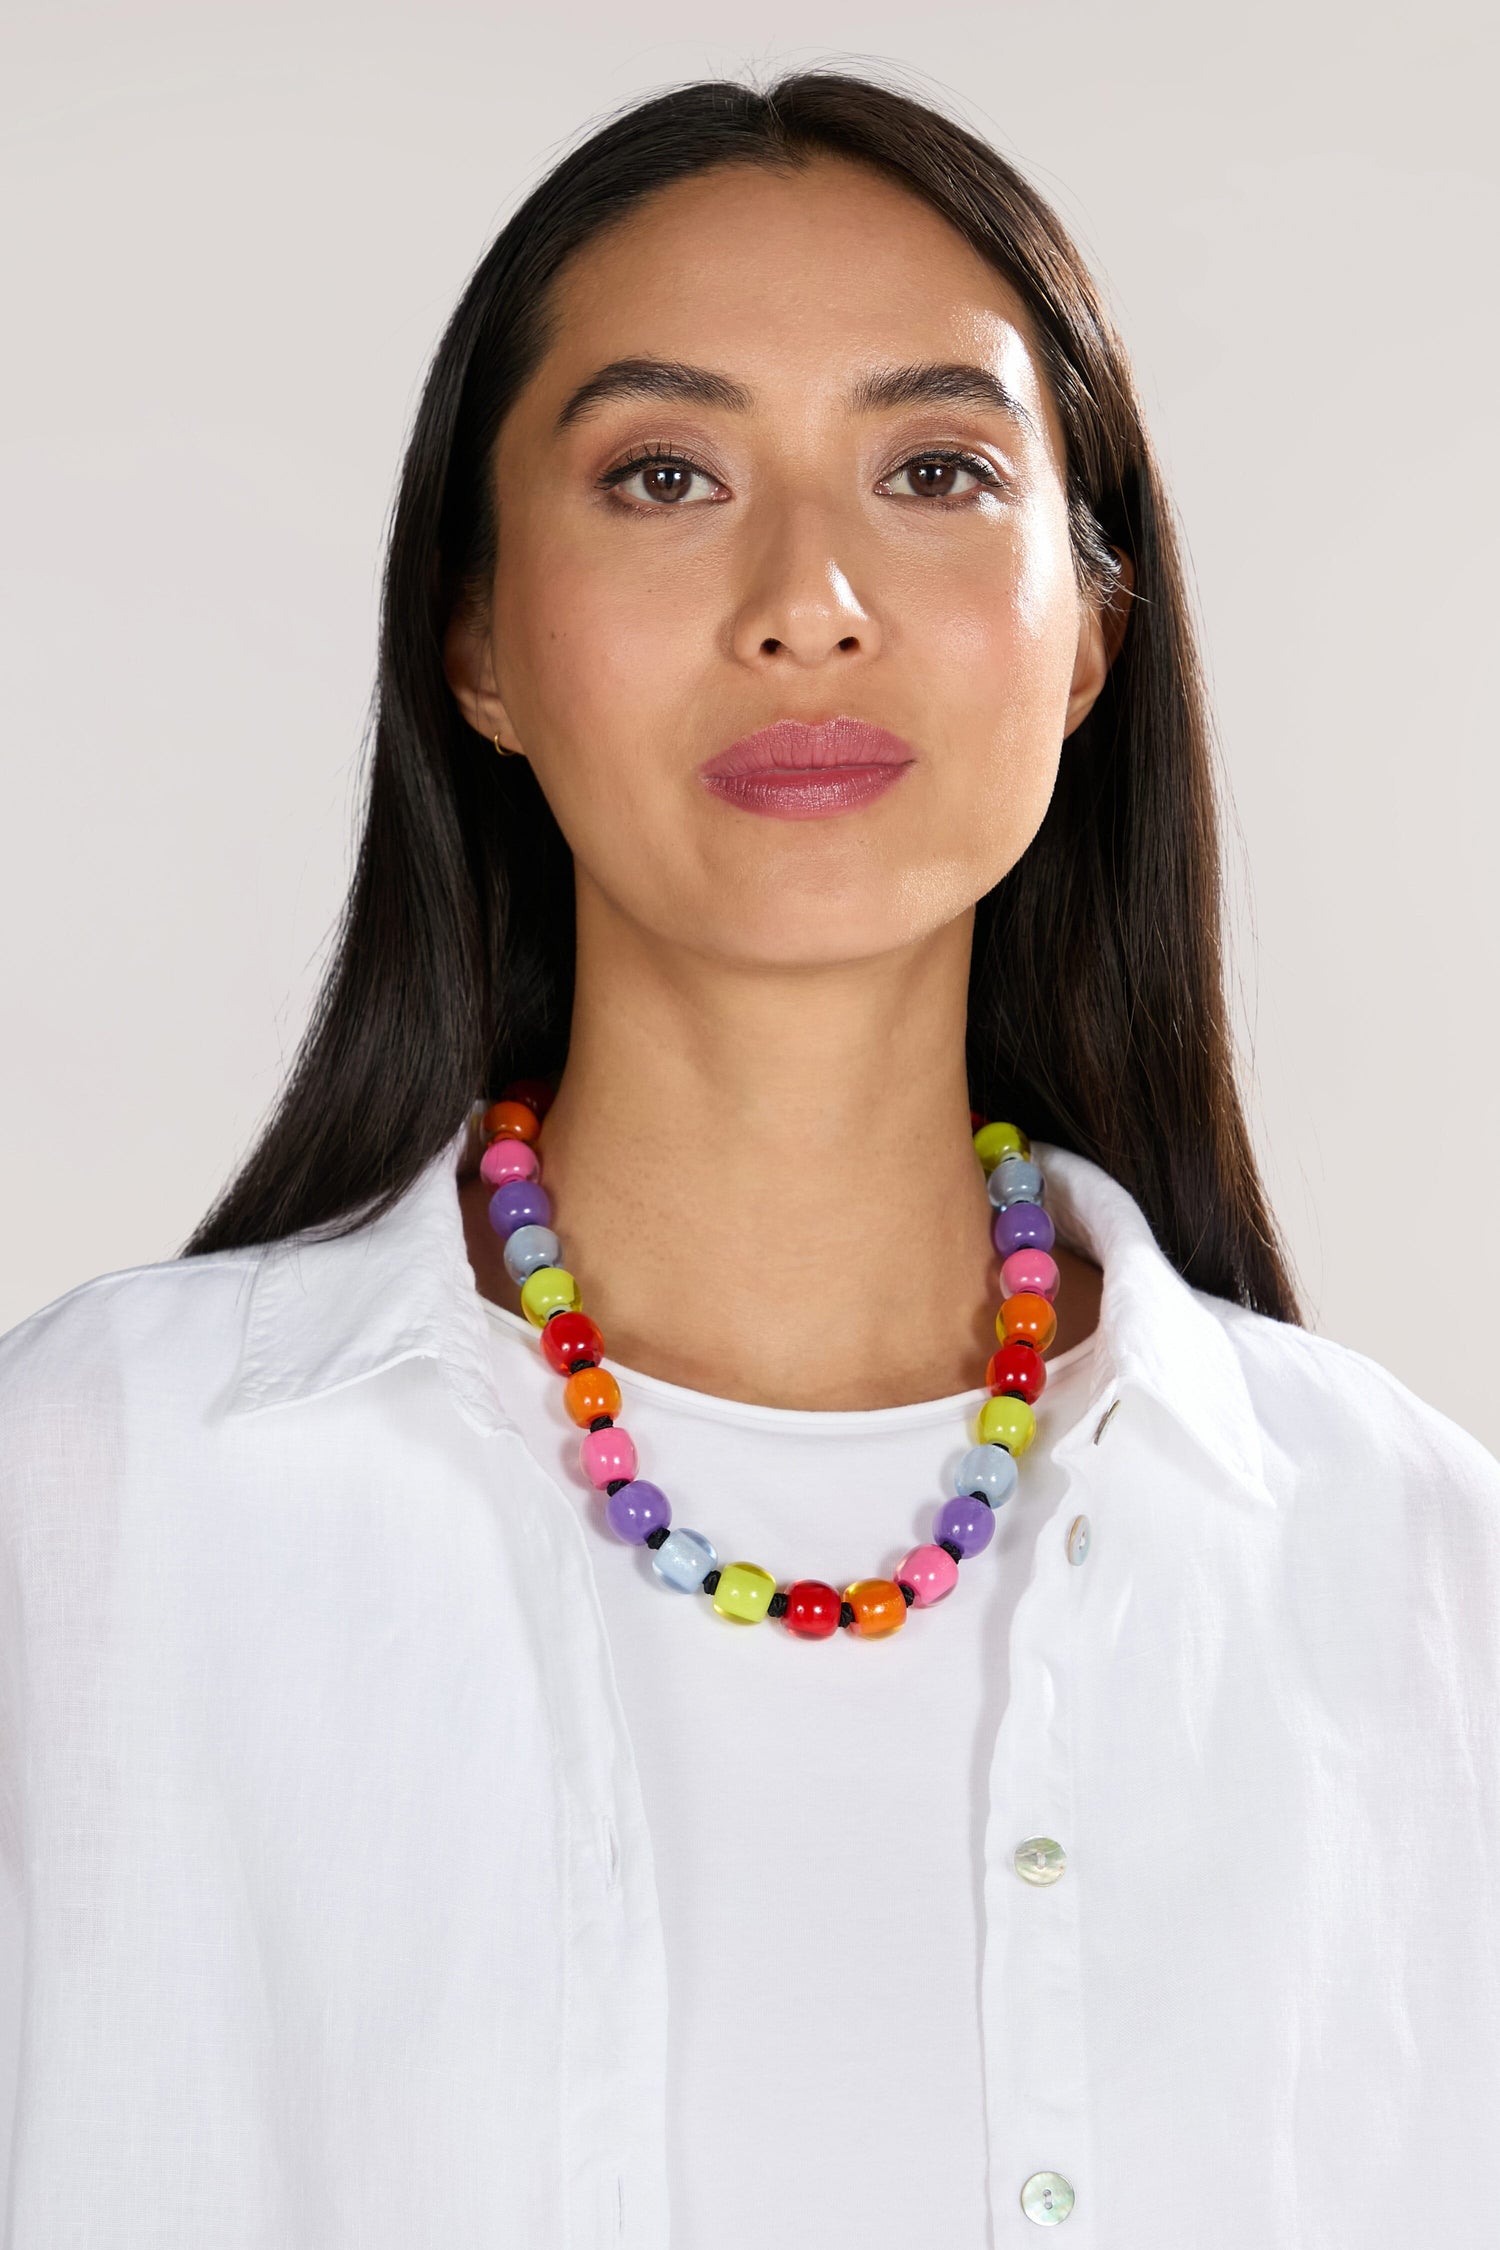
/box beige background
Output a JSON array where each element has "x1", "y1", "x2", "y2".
[{"x1": 2, "y1": 0, "x2": 1495, "y2": 1450}]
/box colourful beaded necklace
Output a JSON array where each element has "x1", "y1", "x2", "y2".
[{"x1": 479, "y1": 1078, "x2": 1060, "y2": 1641}]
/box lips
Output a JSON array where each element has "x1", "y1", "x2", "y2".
[
  {"x1": 701, "y1": 717, "x2": 915, "y2": 777},
  {"x1": 698, "y1": 717, "x2": 916, "y2": 822}
]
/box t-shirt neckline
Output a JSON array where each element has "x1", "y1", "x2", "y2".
[{"x1": 480, "y1": 1295, "x2": 1098, "y2": 1439}]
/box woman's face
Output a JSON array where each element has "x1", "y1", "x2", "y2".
[{"x1": 448, "y1": 156, "x2": 1121, "y2": 967}]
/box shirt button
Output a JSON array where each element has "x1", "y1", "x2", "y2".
[
  {"x1": 1021, "y1": 2171, "x2": 1076, "y2": 2225},
  {"x1": 1013, "y1": 1836, "x2": 1067, "y2": 1885},
  {"x1": 1066, "y1": 1514, "x2": 1091, "y2": 1565},
  {"x1": 1092, "y1": 1396, "x2": 1121, "y2": 1444}
]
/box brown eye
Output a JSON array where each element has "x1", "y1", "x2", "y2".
[
  {"x1": 908, "y1": 460, "x2": 963, "y2": 497},
  {"x1": 883, "y1": 452, "x2": 995, "y2": 501},
  {"x1": 603, "y1": 452, "x2": 724, "y2": 507},
  {"x1": 639, "y1": 463, "x2": 695, "y2": 502}
]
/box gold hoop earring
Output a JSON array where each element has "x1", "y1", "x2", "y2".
[{"x1": 493, "y1": 732, "x2": 522, "y2": 759}]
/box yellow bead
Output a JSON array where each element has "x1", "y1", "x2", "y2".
[
  {"x1": 977, "y1": 1393, "x2": 1036, "y2": 1456},
  {"x1": 712, "y1": 1561, "x2": 777, "y2": 1625},
  {"x1": 519, "y1": 1265, "x2": 581, "y2": 1328},
  {"x1": 973, "y1": 1120, "x2": 1031, "y2": 1174}
]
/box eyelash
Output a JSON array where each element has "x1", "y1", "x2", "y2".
[
  {"x1": 597, "y1": 442, "x2": 1005, "y2": 509},
  {"x1": 597, "y1": 441, "x2": 722, "y2": 507},
  {"x1": 880, "y1": 448, "x2": 1005, "y2": 502}
]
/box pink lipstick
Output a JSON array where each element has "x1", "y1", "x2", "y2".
[{"x1": 698, "y1": 717, "x2": 916, "y2": 821}]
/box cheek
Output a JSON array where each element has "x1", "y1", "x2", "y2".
[
  {"x1": 902, "y1": 501, "x2": 1081, "y2": 887},
  {"x1": 917, "y1": 500, "x2": 1081, "y2": 729},
  {"x1": 493, "y1": 524, "x2": 712, "y2": 765}
]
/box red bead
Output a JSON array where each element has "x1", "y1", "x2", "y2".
[
  {"x1": 986, "y1": 1338, "x2": 1047, "y2": 1404},
  {"x1": 501, "y1": 1077, "x2": 555, "y2": 1121},
  {"x1": 969, "y1": 1107, "x2": 984, "y2": 1133},
  {"x1": 783, "y1": 1580, "x2": 842, "y2": 1640},
  {"x1": 540, "y1": 1310, "x2": 604, "y2": 1376}
]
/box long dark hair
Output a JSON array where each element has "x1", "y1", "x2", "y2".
[{"x1": 186, "y1": 68, "x2": 1301, "y2": 1323}]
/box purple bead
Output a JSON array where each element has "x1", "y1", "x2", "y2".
[
  {"x1": 605, "y1": 1479, "x2": 672, "y2": 1544},
  {"x1": 991, "y1": 1199, "x2": 1055, "y2": 1259},
  {"x1": 488, "y1": 1178, "x2": 552, "y2": 1240},
  {"x1": 934, "y1": 1492, "x2": 996, "y2": 1557}
]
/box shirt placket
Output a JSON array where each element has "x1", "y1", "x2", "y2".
[
  {"x1": 981, "y1": 1386, "x2": 1119, "y2": 2240},
  {"x1": 492, "y1": 1431, "x2": 671, "y2": 2250}
]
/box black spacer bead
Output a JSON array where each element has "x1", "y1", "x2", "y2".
[
  {"x1": 572, "y1": 1357, "x2": 598, "y2": 1372},
  {"x1": 937, "y1": 1538, "x2": 964, "y2": 1565},
  {"x1": 969, "y1": 1490, "x2": 994, "y2": 1508},
  {"x1": 838, "y1": 1600, "x2": 855, "y2": 1628},
  {"x1": 702, "y1": 1568, "x2": 722, "y2": 1596},
  {"x1": 644, "y1": 1526, "x2": 670, "y2": 1550},
  {"x1": 767, "y1": 1590, "x2": 789, "y2": 1618},
  {"x1": 588, "y1": 1415, "x2": 614, "y2": 1432},
  {"x1": 605, "y1": 1478, "x2": 629, "y2": 1496},
  {"x1": 897, "y1": 1580, "x2": 916, "y2": 1606}
]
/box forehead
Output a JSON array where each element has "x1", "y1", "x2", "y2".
[{"x1": 534, "y1": 156, "x2": 1062, "y2": 454}]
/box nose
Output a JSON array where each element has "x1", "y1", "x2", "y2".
[{"x1": 729, "y1": 503, "x2": 881, "y2": 669}]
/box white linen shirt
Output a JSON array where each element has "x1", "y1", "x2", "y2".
[{"x1": 1, "y1": 1130, "x2": 1497, "y2": 2250}]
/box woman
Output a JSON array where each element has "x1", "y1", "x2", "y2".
[{"x1": 1, "y1": 68, "x2": 1496, "y2": 2250}]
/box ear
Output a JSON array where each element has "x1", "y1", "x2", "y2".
[
  {"x1": 1062, "y1": 548, "x2": 1135, "y2": 738},
  {"x1": 442, "y1": 604, "x2": 526, "y2": 756}
]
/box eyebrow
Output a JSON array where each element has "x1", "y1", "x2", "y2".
[
  {"x1": 553, "y1": 355, "x2": 1039, "y2": 436},
  {"x1": 555, "y1": 357, "x2": 753, "y2": 428},
  {"x1": 848, "y1": 361, "x2": 1039, "y2": 436}
]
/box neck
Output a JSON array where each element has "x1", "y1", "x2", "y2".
[{"x1": 461, "y1": 884, "x2": 1101, "y2": 1410}]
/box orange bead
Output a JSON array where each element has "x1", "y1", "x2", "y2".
[
  {"x1": 997, "y1": 1290, "x2": 1058, "y2": 1354},
  {"x1": 844, "y1": 1578, "x2": 908, "y2": 1639},
  {"x1": 482, "y1": 1098, "x2": 541, "y2": 1144},
  {"x1": 563, "y1": 1364, "x2": 622, "y2": 1427}
]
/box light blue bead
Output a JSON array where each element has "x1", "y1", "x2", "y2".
[
  {"x1": 502, "y1": 1222, "x2": 561, "y2": 1283},
  {"x1": 987, "y1": 1154, "x2": 1045, "y2": 1210},
  {"x1": 651, "y1": 1526, "x2": 718, "y2": 1593},
  {"x1": 953, "y1": 1443, "x2": 1019, "y2": 1508}
]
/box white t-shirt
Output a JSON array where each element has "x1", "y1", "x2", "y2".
[{"x1": 483, "y1": 1299, "x2": 1098, "y2": 2250}]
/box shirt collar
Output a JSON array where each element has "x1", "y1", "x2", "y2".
[
  {"x1": 228, "y1": 1111, "x2": 515, "y2": 1437},
  {"x1": 226, "y1": 1120, "x2": 1269, "y2": 1499},
  {"x1": 1037, "y1": 1140, "x2": 1270, "y2": 1503}
]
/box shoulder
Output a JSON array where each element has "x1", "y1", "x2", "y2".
[
  {"x1": 1182, "y1": 1296, "x2": 1500, "y2": 1732},
  {"x1": 1198, "y1": 1287, "x2": 1500, "y2": 1520},
  {"x1": 0, "y1": 1249, "x2": 264, "y2": 1458}
]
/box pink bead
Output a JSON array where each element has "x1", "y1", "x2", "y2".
[
  {"x1": 481, "y1": 1137, "x2": 540, "y2": 1188},
  {"x1": 1000, "y1": 1246, "x2": 1059, "y2": 1303},
  {"x1": 580, "y1": 1425, "x2": 638, "y2": 1489},
  {"x1": 897, "y1": 1543, "x2": 960, "y2": 1607}
]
